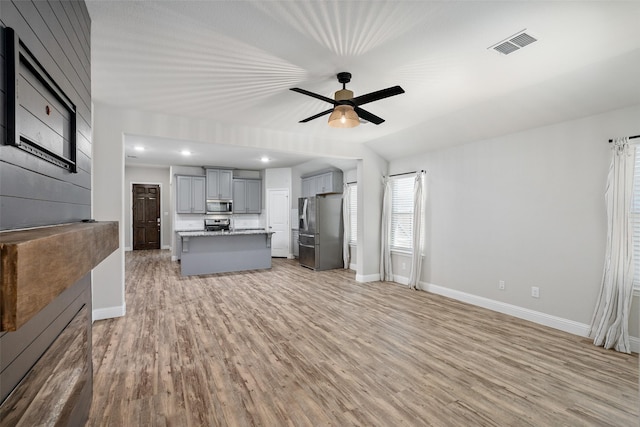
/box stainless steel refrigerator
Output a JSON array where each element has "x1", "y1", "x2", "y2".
[{"x1": 298, "y1": 194, "x2": 343, "y2": 270}]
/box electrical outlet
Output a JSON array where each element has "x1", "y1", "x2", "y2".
[
  {"x1": 498, "y1": 280, "x2": 505, "y2": 290},
  {"x1": 531, "y1": 286, "x2": 540, "y2": 298}
]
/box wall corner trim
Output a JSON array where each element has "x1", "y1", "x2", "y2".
[{"x1": 92, "y1": 304, "x2": 126, "y2": 322}]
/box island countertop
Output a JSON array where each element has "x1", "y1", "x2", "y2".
[{"x1": 177, "y1": 229, "x2": 274, "y2": 237}]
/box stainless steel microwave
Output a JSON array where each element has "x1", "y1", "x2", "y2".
[{"x1": 206, "y1": 200, "x2": 233, "y2": 214}]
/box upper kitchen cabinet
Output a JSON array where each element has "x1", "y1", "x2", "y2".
[
  {"x1": 176, "y1": 175, "x2": 206, "y2": 214},
  {"x1": 205, "y1": 168, "x2": 233, "y2": 200},
  {"x1": 301, "y1": 170, "x2": 343, "y2": 197},
  {"x1": 233, "y1": 179, "x2": 261, "y2": 214}
]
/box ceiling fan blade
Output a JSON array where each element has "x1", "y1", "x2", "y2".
[
  {"x1": 354, "y1": 107, "x2": 385, "y2": 125},
  {"x1": 299, "y1": 108, "x2": 334, "y2": 123},
  {"x1": 350, "y1": 86, "x2": 405, "y2": 106},
  {"x1": 290, "y1": 88, "x2": 337, "y2": 106}
]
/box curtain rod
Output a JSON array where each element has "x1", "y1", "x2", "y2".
[
  {"x1": 609, "y1": 135, "x2": 640, "y2": 143},
  {"x1": 389, "y1": 170, "x2": 425, "y2": 177}
]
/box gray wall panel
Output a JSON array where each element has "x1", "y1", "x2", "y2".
[
  {"x1": 0, "y1": 0, "x2": 93, "y2": 415},
  {"x1": 76, "y1": 146, "x2": 91, "y2": 175},
  {"x1": 32, "y1": 1, "x2": 90, "y2": 88},
  {"x1": 54, "y1": 1, "x2": 90, "y2": 66},
  {"x1": 0, "y1": 145, "x2": 91, "y2": 189},
  {"x1": 0, "y1": 161, "x2": 91, "y2": 205},
  {"x1": 0, "y1": 274, "x2": 89, "y2": 372},
  {"x1": 2, "y1": 2, "x2": 91, "y2": 125},
  {"x1": 10, "y1": 1, "x2": 91, "y2": 106},
  {"x1": 77, "y1": 131, "x2": 91, "y2": 159},
  {"x1": 0, "y1": 196, "x2": 91, "y2": 229},
  {"x1": 76, "y1": 111, "x2": 91, "y2": 147},
  {"x1": 0, "y1": 277, "x2": 90, "y2": 403},
  {"x1": 59, "y1": 1, "x2": 90, "y2": 63},
  {"x1": 67, "y1": 0, "x2": 90, "y2": 50}
]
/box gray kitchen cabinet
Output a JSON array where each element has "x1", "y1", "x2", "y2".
[
  {"x1": 301, "y1": 177, "x2": 313, "y2": 198},
  {"x1": 233, "y1": 179, "x2": 261, "y2": 214},
  {"x1": 300, "y1": 170, "x2": 343, "y2": 197},
  {"x1": 205, "y1": 168, "x2": 233, "y2": 200},
  {"x1": 232, "y1": 180, "x2": 246, "y2": 213},
  {"x1": 318, "y1": 172, "x2": 333, "y2": 194},
  {"x1": 176, "y1": 175, "x2": 206, "y2": 214},
  {"x1": 245, "y1": 179, "x2": 261, "y2": 213}
]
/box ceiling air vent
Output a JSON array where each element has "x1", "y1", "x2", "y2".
[{"x1": 489, "y1": 30, "x2": 537, "y2": 55}]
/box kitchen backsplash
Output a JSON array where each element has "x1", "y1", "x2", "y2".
[
  {"x1": 175, "y1": 214, "x2": 264, "y2": 231},
  {"x1": 232, "y1": 215, "x2": 263, "y2": 229},
  {"x1": 174, "y1": 217, "x2": 205, "y2": 231}
]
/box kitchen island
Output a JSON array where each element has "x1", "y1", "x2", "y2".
[{"x1": 177, "y1": 229, "x2": 274, "y2": 276}]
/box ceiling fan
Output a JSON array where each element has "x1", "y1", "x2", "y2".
[{"x1": 290, "y1": 72, "x2": 405, "y2": 128}]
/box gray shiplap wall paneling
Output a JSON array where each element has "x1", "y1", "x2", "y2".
[
  {"x1": 32, "y1": 1, "x2": 91, "y2": 90},
  {"x1": 0, "y1": 274, "x2": 90, "y2": 402},
  {"x1": 0, "y1": 0, "x2": 94, "y2": 416},
  {"x1": 1, "y1": 0, "x2": 92, "y2": 230}
]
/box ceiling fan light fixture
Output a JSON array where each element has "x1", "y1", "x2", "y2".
[{"x1": 328, "y1": 105, "x2": 359, "y2": 128}]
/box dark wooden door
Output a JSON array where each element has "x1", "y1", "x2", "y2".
[{"x1": 133, "y1": 184, "x2": 160, "y2": 250}]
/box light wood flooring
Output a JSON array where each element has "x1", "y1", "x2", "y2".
[{"x1": 88, "y1": 250, "x2": 639, "y2": 426}]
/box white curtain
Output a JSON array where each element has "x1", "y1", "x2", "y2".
[
  {"x1": 589, "y1": 137, "x2": 635, "y2": 353},
  {"x1": 380, "y1": 176, "x2": 393, "y2": 281},
  {"x1": 408, "y1": 171, "x2": 426, "y2": 289},
  {"x1": 342, "y1": 183, "x2": 351, "y2": 269}
]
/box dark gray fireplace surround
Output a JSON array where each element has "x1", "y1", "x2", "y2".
[{"x1": 0, "y1": 1, "x2": 106, "y2": 425}]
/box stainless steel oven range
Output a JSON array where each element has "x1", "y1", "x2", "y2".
[{"x1": 204, "y1": 217, "x2": 230, "y2": 231}]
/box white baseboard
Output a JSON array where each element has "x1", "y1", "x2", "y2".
[
  {"x1": 162, "y1": 245, "x2": 171, "y2": 250},
  {"x1": 393, "y1": 274, "x2": 409, "y2": 286},
  {"x1": 124, "y1": 246, "x2": 132, "y2": 252},
  {"x1": 92, "y1": 304, "x2": 126, "y2": 322},
  {"x1": 171, "y1": 255, "x2": 179, "y2": 261},
  {"x1": 287, "y1": 253, "x2": 295, "y2": 259},
  {"x1": 356, "y1": 273, "x2": 380, "y2": 283},
  {"x1": 349, "y1": 262, "x2": 357, "y2": 271},
  {"x1": 419, "y1": 280, "x2": 590, "y2": 336},
  {"x1": 382, "y1": 277, "x2": 640, "y2": 354}
]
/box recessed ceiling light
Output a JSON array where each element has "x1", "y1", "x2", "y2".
[
  {"x1": 134, "y1": 146, "x2": 145, "y2": 152},
  {"x1": 181, "y1": 150, "x2": 191, "y2": 156},
  {"x1": 260, "y1": 156, "x2": 270, "y2": 162}
]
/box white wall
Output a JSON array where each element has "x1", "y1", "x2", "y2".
[
  {"x1": 389, "y1": 104, "x2": 640, "y2": 343},
  {"x1": 92, "y1": 103, "x2": 125, "y2": 320},
  {"x1": 124, "y1": 166, "x2": 171, "y2": 250},
  {"x1": 356, "y1": 149, "x2": 388, "y2": 281},
  {"x1": 344, "y1": 169, "x2": 358, "y2": 270}
]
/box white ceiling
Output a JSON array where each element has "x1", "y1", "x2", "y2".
[{"x1": 87, "y1": 1, "x2": 640, "y2": 169}]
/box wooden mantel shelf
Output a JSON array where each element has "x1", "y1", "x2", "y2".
[{"x1": 0, "y1": 221, "x2": 119, "y2": 331}]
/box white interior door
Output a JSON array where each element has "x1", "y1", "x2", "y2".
[{"x1": 267, "y1": 188, "x2": 290, "y2": 258}]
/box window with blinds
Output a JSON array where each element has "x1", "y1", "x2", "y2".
[
  {"x1": 349, "y1": 183, "x2": 357, "y2": 245},
  {"x1": 390, "y1": 176, "x2": 414, "y2": 252},
  {"x1": 632, "y1": 148, "x2": 640, "y2": 291}
]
